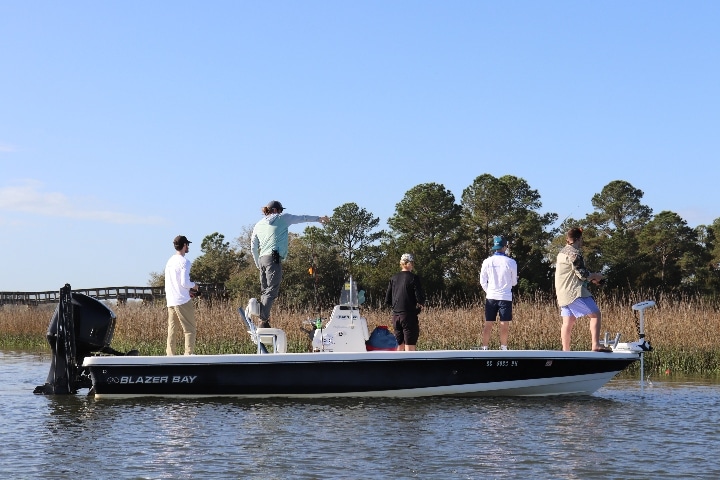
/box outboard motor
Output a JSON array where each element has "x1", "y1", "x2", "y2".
[{"x1": 34, "y1": 284, "x2": 120, "y2": 395}]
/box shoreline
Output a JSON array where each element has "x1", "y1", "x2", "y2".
[{"x1": 2, "y1": 297, "x2": 719, "y2": 375}]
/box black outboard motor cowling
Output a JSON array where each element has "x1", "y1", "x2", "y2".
[
  {"x1": 48, "y1": 292, "x2": 117, "y2": 357},
  {"x1": 34, "y1": 284, "x2": 117, "y2": 395}
]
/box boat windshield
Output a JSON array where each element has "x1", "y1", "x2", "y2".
[{"x1": 339, "y1": 278, "x2": 365, "y2": 307}]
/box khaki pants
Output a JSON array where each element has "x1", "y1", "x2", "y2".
[{"x1": 167, "y1": 301, "x2": 197, "y2": 355}]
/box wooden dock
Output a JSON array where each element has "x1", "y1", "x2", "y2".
[{"x1": 0, "y1": 284, "x2": 226, "y2": 307}]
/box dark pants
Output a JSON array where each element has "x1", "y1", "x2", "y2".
[
  {"x1": 393, "y1": 312, "x2": 420, "y2": 346},
  {"x1": 485, "y1": 299, "x2": 513, "y2": 322}
]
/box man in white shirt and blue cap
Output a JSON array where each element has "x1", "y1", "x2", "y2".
[{"x1": 479, "y1": 235, "x2": 518, "y2": 350}]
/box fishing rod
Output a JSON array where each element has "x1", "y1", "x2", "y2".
[
  {"x1": 597, "y1": 239, "x2": 681, "y2": 282},
  {"x1": 309, "y1": 236, "x2": 322, "y2": 329},
  {"x1": 499, "y1": 207, "x2": 580, "y2": 277},
  {"x1": 299, "y1": 234, "x2": 325, "y2": 347}
]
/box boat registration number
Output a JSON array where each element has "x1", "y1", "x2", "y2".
[{"x1": 486, "y1": 360, "x2": 518, "y2": 367}]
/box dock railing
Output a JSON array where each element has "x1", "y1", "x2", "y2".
[{"x1": 0, "y1": 284, "x2": 226, "y2": 307}]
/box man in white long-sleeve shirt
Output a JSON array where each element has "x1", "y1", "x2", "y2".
[
  {"x1": 165, "y1": 235, "x2": 199, "y2": 355},
  {"x1": 479, "y1": 236, "x2": 518, "y2": 350}
]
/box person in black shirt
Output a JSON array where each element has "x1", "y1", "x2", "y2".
[{"x1": 385, "y1": 253, "x2": 426, "y2": 351}]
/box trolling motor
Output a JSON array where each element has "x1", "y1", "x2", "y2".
[
  {"x1": 608, "y1": 300, "x2": 655, "y2": 353},
  {"x1": 34, "y1": 284, "x2": 136, "y2": 395},
  {"x1": 600, "y1": 300, "x2": 655, "y2": 392}
]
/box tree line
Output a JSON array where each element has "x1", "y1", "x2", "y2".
[{"x1": 150, "y1": 175, "x2": 720, "y2": 310}]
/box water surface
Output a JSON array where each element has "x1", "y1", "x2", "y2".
[{"x1": 2, "y1": 350, "x2": 719, "y2": 479}]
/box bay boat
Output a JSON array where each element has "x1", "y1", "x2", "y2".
[{"x1": 34, "y1": 280, "x2": 654, "y2": 398}]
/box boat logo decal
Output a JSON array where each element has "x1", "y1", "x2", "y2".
[{"x1": 105, "y1": 375, "x2": 198, "y2": 384}]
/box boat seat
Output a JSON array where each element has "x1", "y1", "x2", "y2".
[
  {"x1": 255, "y1": 328, "x2": 287, "y2": 354},
  {"x1": 237, "y1": 306, "x2": 286, "y2": 354}
]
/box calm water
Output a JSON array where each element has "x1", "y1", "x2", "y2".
[{"x1": 2, "y1": 350, "x2": 720, "y2": 480}]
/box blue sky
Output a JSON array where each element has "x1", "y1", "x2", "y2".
[{"x1": 1, "y1": 1, "x2": 718, "y2": 291}]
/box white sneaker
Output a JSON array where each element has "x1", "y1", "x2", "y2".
[
  {"x1": 247, "y1": 298, "x2": 261, "y2": 318},
  {"x1": 500, "y1": 345, "x2": 508, "y2": 350}
]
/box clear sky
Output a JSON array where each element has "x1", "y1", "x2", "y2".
[{"x1": 1, "y1": 1, "x2": 718, "y2": 292}]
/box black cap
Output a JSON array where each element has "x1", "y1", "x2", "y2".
[
  {"x1": 266, "y1": 200, "x2": 284, "y2": 211},
  {"x1": 173, "y1": 235, "x2": 192, "y2": 249}
]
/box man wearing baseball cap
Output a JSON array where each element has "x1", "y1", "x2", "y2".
[
  {"x1": 479, "y1": 235, "x2": 518, "y2": 350},
  {"x1": 165, "y1": 235, "x2": 199, "y2": 355},
  {"x1": 250, "y1": 201, "x2": 329, "y2": 328},
  {"x1": 385, "y1": 253, "x2": 426, "y2": 351}
]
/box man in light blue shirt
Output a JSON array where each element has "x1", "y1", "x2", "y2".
[{"x1": 251, "y1": 200, "x2": 329, "y2": 327}]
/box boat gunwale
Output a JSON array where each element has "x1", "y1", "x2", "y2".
[{"x1": 83, "y1": 349, "x2": 640, "y2": 367}]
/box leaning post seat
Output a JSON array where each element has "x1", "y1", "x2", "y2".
[
  {"x1": 255, "y1": 328, "x2": 287, "y2": 354},
  {"x1": 237, "y1": 305, "x2": 286, "y2": 354}
]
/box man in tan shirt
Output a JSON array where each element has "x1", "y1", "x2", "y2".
[{"x1": 555, "y1": 227, "x2": 609, "y2": 352}]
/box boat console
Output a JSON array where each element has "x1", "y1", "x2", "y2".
[
  {"x1": 309, "y1": 278, "x2": 370, "y2": 352},
  {"x1": 240, "y1": 278, "x2": 370, "y2": 354}
]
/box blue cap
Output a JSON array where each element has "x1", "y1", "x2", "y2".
[{"x1": 491, "y1": 236, "x2": 507, "y2": 250}]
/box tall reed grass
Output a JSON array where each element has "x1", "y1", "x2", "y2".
[{"x1": 2, "y1": 294, "x2": 719, "y2": 374}]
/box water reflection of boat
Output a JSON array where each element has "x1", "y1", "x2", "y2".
[{"x1": 35, "y1": 280, "x2": 653, "y2": 399}]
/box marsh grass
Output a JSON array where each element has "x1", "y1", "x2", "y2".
[{"x1": 2, "y1": 294, "x2": 719, "y2": 374}]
